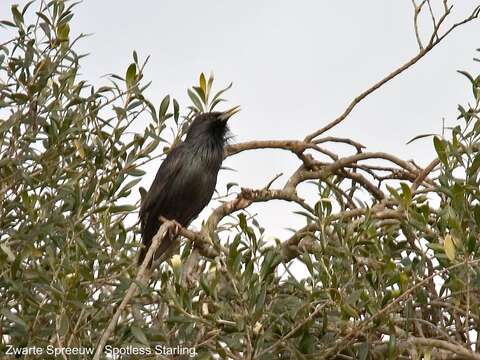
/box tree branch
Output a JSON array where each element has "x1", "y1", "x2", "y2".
[
  {"x1": 304, "y1": 5, "x2": 480, "y2": 142},
  {"x1": 93, "y1": 222, "x2": 174, "y2": 360}
]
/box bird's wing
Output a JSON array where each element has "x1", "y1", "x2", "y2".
[{"x1": 139, "y1": 144, "x2": 186, "y2": 224}]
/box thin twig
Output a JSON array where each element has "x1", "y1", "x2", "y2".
[{"x1": 93, "y1": 222, "x2": 173, "y2": 360}]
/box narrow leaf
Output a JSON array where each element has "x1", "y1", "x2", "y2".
[
  {"x1": 158, "y1": 95, "x2": 170, "y2": 120},
  {"x1": 433, "y1": 136, "x2": 447, "y2": 165},
  {"x1": 444, "y1": 234, "x2": 456, "y2": 261},
  {"x1": 187, "y1": 88, "x2": 204, "y2": 112},
  {"x1": 173, "y1": 99, "x2": 179, "y2": 123},
  {"x1": 126, "y1": 63, "x2": 137, "y2": 88},
  {"x1": 406, "y1": 133, "x2": 436, "y2": 145},
  {"x1": 131, "y1": 326, "x2": 149, "y2": 346},
  {"x1": 200, "y1": 72, "x2": 206, "y2": 93}
]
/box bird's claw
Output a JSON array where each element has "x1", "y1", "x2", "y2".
[{"x1": 170, "y1": 220, "x2": 181, "y2": 236}]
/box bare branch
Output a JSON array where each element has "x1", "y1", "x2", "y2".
[
  {"x1": 411, "y1": 0, "x2": 428, "y2": 50},
  {"x1": 407, "y1": 336, "x2": 480, "y2": 360},
  {"x1": 204, "y1": 187, "x2": 314, "y2": 236},
  {"x1": 304, "y1": 4, "x2": 480, "y2": 142}
]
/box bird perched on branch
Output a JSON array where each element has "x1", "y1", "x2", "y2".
[{"x1": 138, "y1": 106, "x2": 240, "y2": 265}]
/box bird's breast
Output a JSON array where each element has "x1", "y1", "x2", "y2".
[{"x1": 161, "y1": 145, "x2": 223, "y2": 224}]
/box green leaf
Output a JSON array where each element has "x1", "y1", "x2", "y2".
[
  {"x1": 11, "y1": 5, "x2": 23, "y2": 27},
  {"x1": 457, "y1": 70, "x2": 475, "y2": 84},
  {"x1": 118, "y1": 178, "x2": 141, "y2": 197},
  {"x1": 406, "y1": 133, "x2": 435, "y2": 145},
  {"x1": 131, "y1": 326, "x2": 149, "y2": 345},
  {"x1": 35, "y1": 12, "x2": 51, "y2": 26},
  {"x1": 57, "y1": 23, "x2": 70, "y2": 41},
  {"x1": 0, "y1": 20, "x2": 16, "y2": 28},
  {"x1": 388, "y1": 334, "x2": 397, "y2": 358},
  {"x1": 139, "y1": 187, "x2": 147, "y2": 202},
  {"x1": 400, "y1": 182, "x2": 412, "y2": 205},
  {"x1": 253, "y1": 286, "x2": 266, "y2": 320},
  {"x1": 200, "y1": 73, "x2": 207, "y2": 94},
  {"x1": 21, "y1": 1, "x2": 36, "y2": 16},
  {"x1": 299, "y1": 333, "x2": 315, "y2": 354},
  {"x1": 341, "y1": 302, "x2": 359, "y2": 319},
  {"x1": 433, "y1": 136, "x2": 448, "y2": 165},
  {"x1": 228, "y1": 234, "x2": 241, "y2": 270},
  {"x1": 457, "y1": 104, "x2": 471, "y2": 121},
  {"x1": 10, "y1": 93, "x2": 29, "y2": 104},
  {"x1": 474, "y1": 205, "x2": 480, "y2": 226},
  {"x1": 110, "y1": 204, "x2": 136, "y2": 213},
  {"x1": 158, "y1": 95, "x2": 170, "y2": 120},
  {"x1": 209, "y1": 98, "x2": 226, "y2": 111},
  {"x1": 1, "y1": 309, "x2": 27, "y2": 330},
  {"x1": 58, "y1": 313, "x2": 69, "y2": 336},
  {"x1": 386, "y1": 185, "x2": 401, "y2": 202},
  {"x1": 212, "y1": 83, "x2": 233, "y2": 103},
  {"x1": 114, "y1": 106, "x2": 127, "y2": 120},
  {"x1": 302, "y1": 252, "x2": 314, "y2": 276},
  {"x1": 444, "y1": 234, "x2": 456, "y2": 261},
  {"x1": 126, "y1": 63, "x2": 137, "y2": 88},
  {"x1": 128, "y1": 168, "x2": 146, "y2": 177},
  {"x1": 226, "y1": 182, "x2": 238, "y2": 192},
  {"x1": 187, "y1": 88, "x2": 204, "y2": 112},
  {"x1": 207, "y1": 72, "x2": 214, "y2": 92},
  {"x1": 468, "y1": 154, "x2": 480, "y2": 177},
  {"x1": 193, "y1": 86, "x2": 206, "y2": 103},
  {"x1": 173, "y1": 98, "x2": 179, "y2": 123},
  {"x1": 357, "y1": 342, "x2": 369, "y2": 360},
  {"x1": 467, "y1": 234, "x2": 476, "y2": 253}
]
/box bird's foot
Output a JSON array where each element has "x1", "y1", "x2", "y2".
[
  {"x1": 159, "y1": 216, "x2": 182, "y2": 236},
  {"x1": 170, "y1": 219, "x2": 182, "y2": 237}
]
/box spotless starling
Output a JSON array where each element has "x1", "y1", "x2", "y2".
[{"x1": 138, "y1": 106, "x2": 240, "y2": 265}]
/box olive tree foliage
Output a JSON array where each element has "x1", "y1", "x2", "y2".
[
  {"x1": 1, "y1": 1, "x2": 480, "y2": 359},
  {"x1": 0, "y1": 0, "x2": 171, "y2": 352}
]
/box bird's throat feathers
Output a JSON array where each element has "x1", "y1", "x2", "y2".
[
  {"x1": 187, "y1": 130, "x2": 227, "y2": 166},
  {"x1": 184, "y1": 113, "x2": 230, "y2": 151}
]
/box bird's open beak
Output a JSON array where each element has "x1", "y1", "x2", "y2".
[{"x1": 218, "y1": 105, "x2": 241, "y2": 122}]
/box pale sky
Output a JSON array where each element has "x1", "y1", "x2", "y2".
[{"x1": 2, "y1": 1, "x2": 479, "y2": 241}]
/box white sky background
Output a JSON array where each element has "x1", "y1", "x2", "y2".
[{"x1": 2, "y1": 1, "x2": 480, "y2": 242}]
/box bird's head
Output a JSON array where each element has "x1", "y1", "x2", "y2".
[{"x1": 185, "y1": 106, "x2": 240, "y2": 145}]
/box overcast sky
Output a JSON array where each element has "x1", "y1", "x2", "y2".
[{"x1": 2, "y1": 1, "x2": 480, "y2": 242}]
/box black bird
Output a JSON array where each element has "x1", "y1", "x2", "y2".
[{"x1": 138, "y1": 106, "x2": 240, "y2": 265}]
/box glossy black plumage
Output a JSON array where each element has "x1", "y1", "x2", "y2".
[{"x1": 138, "y1": 109, "x2": 238, "y2": 265}]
